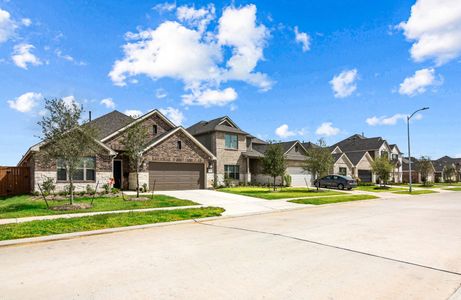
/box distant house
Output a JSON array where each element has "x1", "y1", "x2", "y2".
[
  {"x1": 402, "y1": 157, "x2": 435, "y2": 183},
  {"x1": 432, "y1": 156, "x2": 461, "y2": 182},
  {"x1": 329, "y1": 134, "x2": 403, "y2": 183},
  {"x1": 187, "y1": 116, "x2": 314, "y2": 187}
]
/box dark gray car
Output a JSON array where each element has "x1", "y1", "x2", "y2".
[{"x1": 314, "y1": 175, "x2": 357, "y2": 190}]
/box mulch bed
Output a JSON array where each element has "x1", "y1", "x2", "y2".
[
  {"x1": 50, "y1": 203, "x2": 93, "y2": 211},
  {"x1": 123, "y1": 197, "x2": 153, "y2": 201}
]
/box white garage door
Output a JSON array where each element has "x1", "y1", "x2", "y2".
[{"x1": 286, "y1": 167, "x2": 312, "y2": 187}]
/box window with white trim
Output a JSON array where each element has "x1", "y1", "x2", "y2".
[
  {"x1": 339, "y1": 167, "x2": 347, "y2": 176},
  {"x1": 57, "y1": 157, "x2": 96, "y2": 181},
  {"x1": 224, "y1": 134, "x2": 238, "y2": 149}
]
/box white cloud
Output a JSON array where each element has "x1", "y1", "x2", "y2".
[
  {"x1": 21, "y1": 18, "x2": 31, "y2": 27},
  {"x1": 61, "y1": 96, "x2": 80, "y2": 110},
  {"x1": 155, "y1": 88, "x2": 167, "y2": 99},
  {"x1": 55, "y1": 49, "x2": 86, "y2": 66},
  {"x1": 11, "y1": 43, "x2": 42, "y2": 69},
  {"x1": 330, "y1": 69, "x2": 358, "y2": 98},
  {"x1": 0, "y1": 8, "x2": 16, "y2": 43},
  {"x1": 399, "y1": 68, "x2": 437, "y2": 96},
  {"x1": 294, "y1": 26, "x2": 310, "y2": 52},
  {"x1": 109, "y1": 4, "x2": 272, "y2": 107},
  {"x1": 159, "y1": 107, "x2": 185, "y2": 125},
  {"x1": 7, "y1": 92, "x2": 42, "y2": 113},
  {"x1": 100, "y1": 98, "x2": 115, "y2": 109},
  {"x1": 124, "y1": 110, "x2": 143, "y2": 118},
  {"x1": 316, "y1": 122, "x2": 340, "y2": 136},
  {"x1": 367, "y1": 113, "x2": 423, "y2": 126},
  {"x1": 275, "y1": 124, "x2": 306, "y2": 139},
  {"x1": 153, "y1": 2, "x2": 177, "y2": 13},
  {"x1": 398, "y1": 0, "x2": 461, "y2": 65},
  {"x1": 182, "y1": 87, "x2": 237, "y2": 107}
]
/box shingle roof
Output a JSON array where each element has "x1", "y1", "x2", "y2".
[
  {"x1": 402, "y1": 157, "x2": 419, "y2": 171},
  {"x1": 432, "y1": 156, "x2": 461, "y2": 172},
  {"x1": 344, "y1": 151, "x2": 368, "y2": 166},
  {"x1": 332, "y1": 134, "x2": 386, "y2": 152},
  {"x1": 332, "y1": 153, "x2": 343, "y2": 163},
  {"x1": 86, "y1": 110, "x2": 134, "y2": 140},
  {"x1": 251, "y1": 137, "x2": 267, "y2": 145},
  {"x1": 302, "y1": 142, "x2": 320, "y2": 150},
  {"x1": 187, "y1": 116, "x2": 249, "y2": 136}
]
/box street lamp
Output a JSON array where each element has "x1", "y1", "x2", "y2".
[{"x1": 407, "y1": 107, "x2": 430, "y2": 193}]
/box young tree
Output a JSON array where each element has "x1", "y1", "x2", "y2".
[
  {"x1": 122, "y1": 122, "x2": 149, "y2": 198},
  {"x1": 303, "y1": 138, "x2": 334, "y2": 191},
  {"x1": 443, "y1": 165, "x2": 456, "y2": 183},
  {"x1": 416, "y1": 156, "x2": 433, "y2": 186},
  {"x1": 371, "y1": 156, "x2": 393, "y2": 187},
  {"x1": 261, "y1": 142, "x2": 287, "y2": 191},
  {"x1": 38, "y1": 98, "x2": 97, "y2": 205}
]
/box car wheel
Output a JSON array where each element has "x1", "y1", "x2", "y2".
[
  {"x1": 338, "y1": 183, "x2": 344, "y2": 190},
  {"x1": 347, "y1": 187, "x2": 352, "y2": 190}
]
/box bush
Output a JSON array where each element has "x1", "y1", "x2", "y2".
[
  {"x1": 63, "y1": 184, "x2": 75, "y2": 195},
  {"x1": 86, "y1": 184, "x2": 96, "y2": 195},
  {"x1": 41, "y1": 177, "x2": 56, "y2": 196},
  {"x1": 283, "y1": 174, "x2": 292, "y2": 187},
  {"x1": 111, "y1": 187, "x2": 120, "y2": 194},
  {"x1": 102, "y1": 183, "x2": 110, "y2": 194},
  {"x1": 142, "y1": 183, "x2": 148, "y2": 193}
]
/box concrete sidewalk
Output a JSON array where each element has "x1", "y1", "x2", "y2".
[{"x1": 0, "y1": 205, "x2": 204, "y2": 225}]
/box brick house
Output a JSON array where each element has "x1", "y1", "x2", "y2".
[{"x1": 18, "y1": 110, "x2": 216, "y2": 192}]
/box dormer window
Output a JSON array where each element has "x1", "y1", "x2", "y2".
[
  {"x1": 153, "y1": 125, "x2": 158, "y2": 135},
  {"x1": 177, "y1": 141, "x2": 182, "y2": 150}
]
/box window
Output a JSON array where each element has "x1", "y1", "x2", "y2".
[
  {"x1": 56, "y1": 157, "x2": 96, "y2": 181},
  {"x1": 381, "y1": 151, "x2": 389, "y2": 158},
  {"x1": 295, "y1": 145, "x2": 299, "y2": 152},
  {"x1": 392, "y1": 154, "x2": 398, "y2": 160},
  {"x1": 152, "y1": 125, "x2": 158, "y2": 135},
  {"x1": 177, "y1": 141, "x2": 182, "y2": 150},
  {"x1": 224, "y1": 134, "x2": 238, "y2": 149},
  {"x1": 339, "y1": 167, "x2": 347, "y2": 176},
  {"x1": 224, "y1": 165, "x2": 240, "y2": 180}
]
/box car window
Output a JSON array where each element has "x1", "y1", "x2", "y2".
[
  {"x1": 324, "y1": 176, "x2": 331, "y2": 180},
  {"x1": 333, "y1": 176, "x2": 339, "y2": 180}
]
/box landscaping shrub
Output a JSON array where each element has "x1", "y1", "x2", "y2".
[
  {"x1": 283, "y1": 174, "x2": 292, "y2": 187},
  {"x1": 102, "y1": 183, "x2": 110, "y2": 194},
  {"x1": 41, "y1": 177, "x2": 56, "y2": 196}
]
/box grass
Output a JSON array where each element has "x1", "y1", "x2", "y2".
[
  {"x1": 443, "y1": 187, "x2": 461, "y2": 191},
  {"x1": 0, "y1": 195, "x2": 198, "y2": 219},
  {"x1": 392, "y1": 190, "x2": 438, "y2": 195},
  {"x1": 218, "y1": 187, "x2": 344, "y2": 200},
  {"x1": 0, "y1": 207, "x2": 225, "y2": 241},
  {"x1": 289, "y1": 194, "x2": 378, "y2": 205},
  {"x1": 355, "y1": 185, "x2": 407, "y2": 193}
]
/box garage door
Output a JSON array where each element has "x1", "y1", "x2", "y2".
[
  {"x1": 358, "y1": 170, "x2": 372, "y2": 183},
  {"x1": 286, "y1": 167, "x2": 312, "y2": 187},
  {"x1": 149, "y1": 162, "x2": 204, "y2": 191}
]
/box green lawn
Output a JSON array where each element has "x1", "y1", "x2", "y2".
[
  {"x1": 289, "y1": 194, "x2": 378, "y2": 205},
  {"x1": 0, "y1": 195, "x2": 198, "y2": 219},
  {"x1": 392, "y1": 190, "x2": 438, "y2": 195},
  {"x1": 0, "y1": 207, "x2": 225, "y2": 241},
  {"x1": 443, "y1": 187, "x2": 461, "y2": 191},
  {"x1": 355, "y1": 185, "x2": 407, "y2": 193},
  {"x1": 218, "y1": 187, "x2": 344, "y2": 200}
]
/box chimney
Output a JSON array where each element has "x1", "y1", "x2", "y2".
[{"x1": 89, "y1": 111, "x2": 92, "y2": 122}]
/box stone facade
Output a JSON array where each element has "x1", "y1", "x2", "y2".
[
  {"x1": 128, "y1": 172, "x2": 149, "y2": 190},
  {"x1": 34, "y1": 171, "x2": 112, "y2": 192}
]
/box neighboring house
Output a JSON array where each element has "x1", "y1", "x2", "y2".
[
  {"x1": 329, "y1": 134, "x2": 403, "y2": 183},
  {"x1": 187, "y1": 116, "x2": 314, "y2": 187},
  {"x1": 19, "y1": 110, "x2": 216, "y2": 192},
  {"x1": 432, "y1": 156, "x2": 461, "y2": 182},
  {"x1": 402, "y1": 157, "x2": 435, "y2": 183}
]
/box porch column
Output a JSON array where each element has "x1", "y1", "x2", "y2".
[{"x1": 246, "y1": 157, "x2": 251, "y2": 184}]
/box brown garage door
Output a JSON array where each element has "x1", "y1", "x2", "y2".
[{"x1": 149, "y1": 162, "x2": 204, "y2": 191}]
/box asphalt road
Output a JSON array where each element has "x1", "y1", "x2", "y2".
[{"x1": 1, "y1": 192, "x2": 461, "y2": 299}]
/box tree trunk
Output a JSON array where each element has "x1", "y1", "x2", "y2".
[
  {"x1": 69, "y1": 177, "x2": 74, "y2": 205},
  {"x1": 316, "y1": 173, "x2": 319, "y2": 191},
  {"x1": 273, "y1": 176, "x2": 276, "y2": 191},
  {"x1": 136, "y1": 167, "x2": 140, "y2": 198}
]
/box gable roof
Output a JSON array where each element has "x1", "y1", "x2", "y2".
[
  {"x1": 389, "y1": 144, "x2": 402, "y2": 154},
  {"x1": 86, "y1": 110, "x2": 134, "y2": 140},
  {"x1": 100, "y1": 109, "x2": 176, "y2": 142},
  {"x1": 141, "y1": 127, "x2": 216, "y2": 160},
  {"x1": 344, "y1": 151, "x2": 370, "y2": 166},
  {"x1": 187, "y1": 116, "x2": 249, "y2": 136},
  {"x1": 332, "y1": 134, "x2": 387, "y2": 152},
  {"x1": 432, "y1": 156, "x2": 461, "y2": 172},
  {"x1": 302, "y1": 141, "x2": 320, "y2": 150}
]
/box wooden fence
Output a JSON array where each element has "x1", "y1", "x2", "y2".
[{"x1": 0, "y1": 167, "x2": 31, "y2": 196}]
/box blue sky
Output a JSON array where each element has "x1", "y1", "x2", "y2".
[{"x1": 1, "y1": 0, "x2": 461, "y2": 165}]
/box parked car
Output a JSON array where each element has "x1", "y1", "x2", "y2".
[{"x1": 314, "y1": 175, "x2": 357, "y2": 190}]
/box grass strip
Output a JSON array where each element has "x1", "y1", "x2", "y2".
[
  {"x1": 0, "y1": 207, "x2": 224, "y2": 241},
  {"x1": 392, "y1": 190, "x2": 438, "y2": 195},
  {"x1": 0, "y1": 195, "x2": 198, "y2": 219},
  {"x1": 219, "y1": 187, "x2": 343, "y2": 200},
  {"x1": 289, "y1": 194, "x2": 378, "y2": 205}
]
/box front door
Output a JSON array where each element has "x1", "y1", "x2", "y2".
[{"x1": 113, "y1": 160, "x2": 122, "y2": 189}]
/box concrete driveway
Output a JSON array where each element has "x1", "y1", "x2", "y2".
[
  {"x1": 1, "y1": 192, "x2": 461, "y2": 299},
  {"x1": 160, "y1": 189, "x2": 301, "y2": 216}
]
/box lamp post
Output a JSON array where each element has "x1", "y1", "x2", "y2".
[{"x1": 407, "y1": 107, "x2": 429, "y2": 193}]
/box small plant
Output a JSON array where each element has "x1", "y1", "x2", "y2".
[
  {"x1": 102, "y1": 183, "x2": 110, "y2": 194},
  {"x1": 86, "y1": 184, "x2": 96, "y2": 195},
  {"x1": 224, "y1": 177, "x2": 232, "y2": 188},
  {"x1": 111, "y1": 187, "x2": 120, "y2": 194},
  {"x1": 283, "y1": 174, "x2": 292, "y2": 187},
  {"x1": 41, "y1": 176, "x2": 56, "y2": 196},
  {"x1": 63, "y1": 184, "x2": 75, "y2": 195},
  {"x1": 142, "y1": 183, "x2": 148, "y2": 193},
  {"x1": 32, "y1": 191, "x2": 40, "y2": 196}
]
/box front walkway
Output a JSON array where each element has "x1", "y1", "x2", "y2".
[{"x1": 158, "y1": 189, "x2": 302, "y2": 216}]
